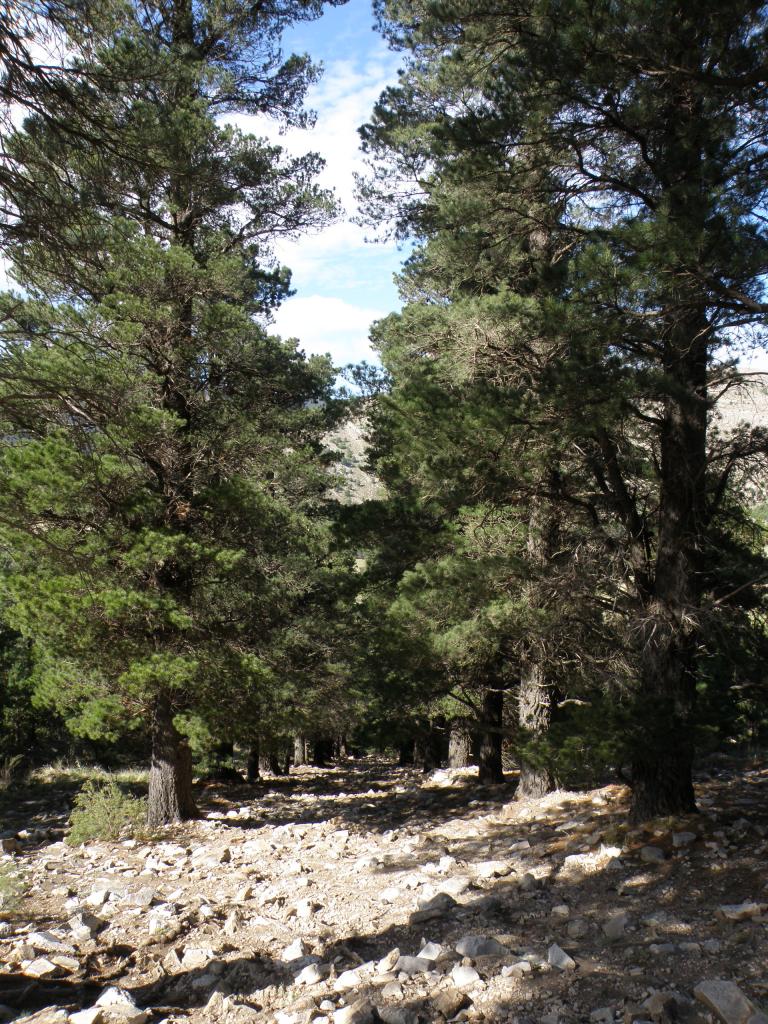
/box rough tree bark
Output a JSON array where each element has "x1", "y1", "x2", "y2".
[
  {"x1": 293, "y1": 735, "x2": 308, "y2": 767},
  {"x1": 147, "y1": 693, "x2": 197, "y2": 826},
  {"x1": 516, "y1": 659, "x2": 555, "y2": 800},
  {"x1": 629, "y1": 330, "x2": 705, "y2": 821},
  {"x1": 448, "y1": 717, "x2": 473, "y2": 768},
  {"x1": 414, "y1": 717, "x2": 444, "y2": 773},
  {"x1": 477, "y1": 688, "x2": 505, "y2": 784}
]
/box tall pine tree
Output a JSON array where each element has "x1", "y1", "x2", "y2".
[
  {"x1": 0, "y1": 0, "x2": 345, "y2": 824},
  {"x1": 362, "y1": 0, "x2": 768, "y2": 819}
]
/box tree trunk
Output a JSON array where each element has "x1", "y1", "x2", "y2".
[
  {"x1": 516, "y1": 659, "x2": 555, "y2": 800},
  {"x1": 414, "y1": 718, "x2": 444, "y2": 773},
  {"x1": 478, "y1": 688, "x2": 504, "y2": 784},
  {"x1": 629, "y1": 621, "x2": 699, "y2": 821},
  {"x1": 398, "y1": 740, "x2": 414, "y2": 766},
  {"x1": 313, "y1": 736, "x2": 333, "y2": 767},
  {"x1": 448, "y1": 718, "x2": 473, "y2": 768},
  {"x1": 147, "y1": 693, "x2": 197, "y2": 826},
  {"x1": 516, "y1": 474, "x2": 559, "y2": 800},
  {"x1": 246, "y1": 741, "x2": 259, "y2": 782},
  {"x1": 258, "y1": 750, "x2": 279, "y2": 774},
  {"x1": 293, "y1": 734, "x2": 308, "y2": 767}
]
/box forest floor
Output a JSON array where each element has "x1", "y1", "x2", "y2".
[{"x1": 1, "y1": 756, "x2": 767, "y2": 1024}]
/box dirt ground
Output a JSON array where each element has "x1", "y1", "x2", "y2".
[{"x1": 1, "y1": 757, "x2": 767, "y2": 1024}]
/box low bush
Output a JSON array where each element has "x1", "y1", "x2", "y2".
[{"x1": 66, "y1": 779, "x2": 147, "y2": 845}]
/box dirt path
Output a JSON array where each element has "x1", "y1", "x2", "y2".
[{"x1": 1, "y1": 758, "x2": 767, "y2": 1024}]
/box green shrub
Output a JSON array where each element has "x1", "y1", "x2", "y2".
[
  {"x1": 0, "y1": 862, "x2": 24, "y2": 915},
  {"x1": 66, "y1": 779, "x2": 146, "y2": 845}
]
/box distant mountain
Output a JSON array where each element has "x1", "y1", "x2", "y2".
[{"x1": 326, "y1": 416, "x2": 382, "y2": 505}]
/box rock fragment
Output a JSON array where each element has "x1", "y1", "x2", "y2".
[{"x1": 548, "y1": 943, "x2": 576, "y2": 970}]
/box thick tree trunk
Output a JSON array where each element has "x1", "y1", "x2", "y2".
[
  {"x1": 313, "y1": 736, "x2": 334, "y2": 767},
  {"x1": 478, "y1": 688, "x2": 505, "y2": 784},
  {"x1": 448, "y1": 718, "x2": 473, "y2": 768},
  {"x1": 627, "y1": 287, "x2": 707, "y2": 819},
  {"x1": 147, "y1": 694, "x2": 197, "y2": 827},
  {"x1": 246, "y1": 742, "x2": 259, "y2": 783},
  {"x1": 398, "y1": 740, "x2": 414, "y2": 766},
  {"x1": 414, "y1": 718, "x2": 444, "y2": 773},
  {"x1": 516, "y1": 477, "x2": 559, "y2": 801},
  {"x1": 516, "y1": 659, "x2": 555, "y2": 799},
  {"x1": 293, "y1": 735, "x2": 308, "y2": 767}
]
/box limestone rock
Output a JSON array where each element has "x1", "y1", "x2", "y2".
[
  {"x1": 334, "y1": 968, "x2": 363, "y2": 992},
  {"x1": 333, "y1": 999, "x2": 374, "y2": 1024},
  {"x1": 69, "y1": 1010, "x2": 104, "y2": 1024},
  {"x1": 640, "y1": 846, "x2": 665, "y2": 863},
  {"x1": 603, "y1": 912, "x2": 630, "y2": 941},
  {"x1": 548, "y1": 943, "x2": 576, "y2": 970},
  {"x1": 411, "y1": 891, "x2": 457, "y2": 923},
  {"x1": 295, "y1": 962, "x2": 329, "y2": 986},
  {"x1": 432, "y1": 990, "x2": 469, "y2": 1018},
  {"x1": 24, "y1": 958, "x2": 62, "y2": 979},
  {"x1": 29, "y1": 931, "x2": 76, "y2": 955},
  {"x1": 94, "y1": 986, "x2": 147, "y2": 1023},
  {"x1": 454, "y1": 935, "x2": 507, "y2": 958},
  {"x1": 716, "y1": 902, "x2": 766, "y2": 922},
  {"x1": 394, "y1": 955, "x2": 431, "y2": 975},
  {"x1": 451, "y1": 963, "x2": 480, "y2": 987},
  {"x1": 693, "y1": 980, "x2": 758, "y2": 1024}
]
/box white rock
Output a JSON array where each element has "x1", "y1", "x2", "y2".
[
  {"x1": 451, "y1": 963, "x2": 481, "y2": 987},
  {"x1": 716, "y1": 901, "x2": 766, "y2": 922},
  {"x1": 282, "y1": 938, "x2": 310, "y2": 962},
  {"x1": 29, "y1": 931, "x2": 75, "y2": 955},
  {"x1": 548, "y1": 943, "x2": 576, "y2": 970},
  {"x1": 394, "y1": 955, "x2": 431, "y2": 975},
  {"x1": 551, "y1": 904, "x2": 570, "y2": 919},
  {"x1": 501, "y1": 961, "x2": 532, "y2": 977},
  {"x1": 474, "y1": 860, "x2": 511, "y2": 880},
  {"x1": 94, "y1": 986, "x2": 147, "y2": 1023},
  {"x1": 334, "y1": 968, "x2": 362, "y2": 991},
  {"x1": 439, "y1": 875, "x2": 472, "y2": 897},
  {"x1": 69, "y1": 1009, "x2": 104, "y2": 1024},
  {"x1": 181, "y1": 947, "x2": 214, "y2": 969},
  {"x1": 510, "y1": 839, "x2": 531, "y2": 852},
  {"x1": 85, "y1": 890, "x2": 112, "y2": 907},
  {"x1": 24, "y1": 957, "x2": 61, "y2": 978},
  {"x1": 295, "y1": 962, "x2": 329, "y2": 986},
  {"x1": 640, "y1": 846, "x2": 665, "y2": 863},
  {"x1": 454, "y1": 935, "x2": 507, "y2": 958},
  {"x1": 68, "y1": 912, "x2": 104, "y2": 942},
  {"x1": 694, "y1": 979, "x2": 759, "y2": 1024},
  {"x1": 418, "y1": 941, "x2": 443, "y2": 961},
  {"x1": 123, "y1": 886, "x2": 155, "y2": 908},
  {"x1": 375, "y1": 948, "x2": 400, "y2": 976},
  {"x1": 333, "y1": 999, "x2": 374, "y2": 1024}
]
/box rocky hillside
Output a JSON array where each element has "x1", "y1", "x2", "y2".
[{"x1": 1, "y1": 759, "x2": 767, "y2": 1024}]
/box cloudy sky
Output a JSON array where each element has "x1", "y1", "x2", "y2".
[{"x1": 237, "y1": 0, "x2": 406, "y2": 369}]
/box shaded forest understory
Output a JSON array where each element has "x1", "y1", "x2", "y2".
[{"x1": 1, "y1": 756, "x2": 768, "y2": 1024}]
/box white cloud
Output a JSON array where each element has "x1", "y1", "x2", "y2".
[
  {"x1": 272, "y1": 294, "x2": 383, "y2": 366},
  {"x1": 229, "y1": 47, "x2": 398, "y2": 214}
]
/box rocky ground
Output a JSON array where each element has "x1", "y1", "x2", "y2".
[{"x1": 1, "y1": 757, "x2": 768, "y2": 1024}]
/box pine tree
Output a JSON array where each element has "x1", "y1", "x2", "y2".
[
  {"x1": 0, "y1": 0, "x2": 345, "y2": 825},
  {"x1": 363, "y1": 0, "x2": 768, "y2": 819}
]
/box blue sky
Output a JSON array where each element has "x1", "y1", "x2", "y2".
[{"x1": 237, "y1": 0, "x2": 406, "y2": 369}]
